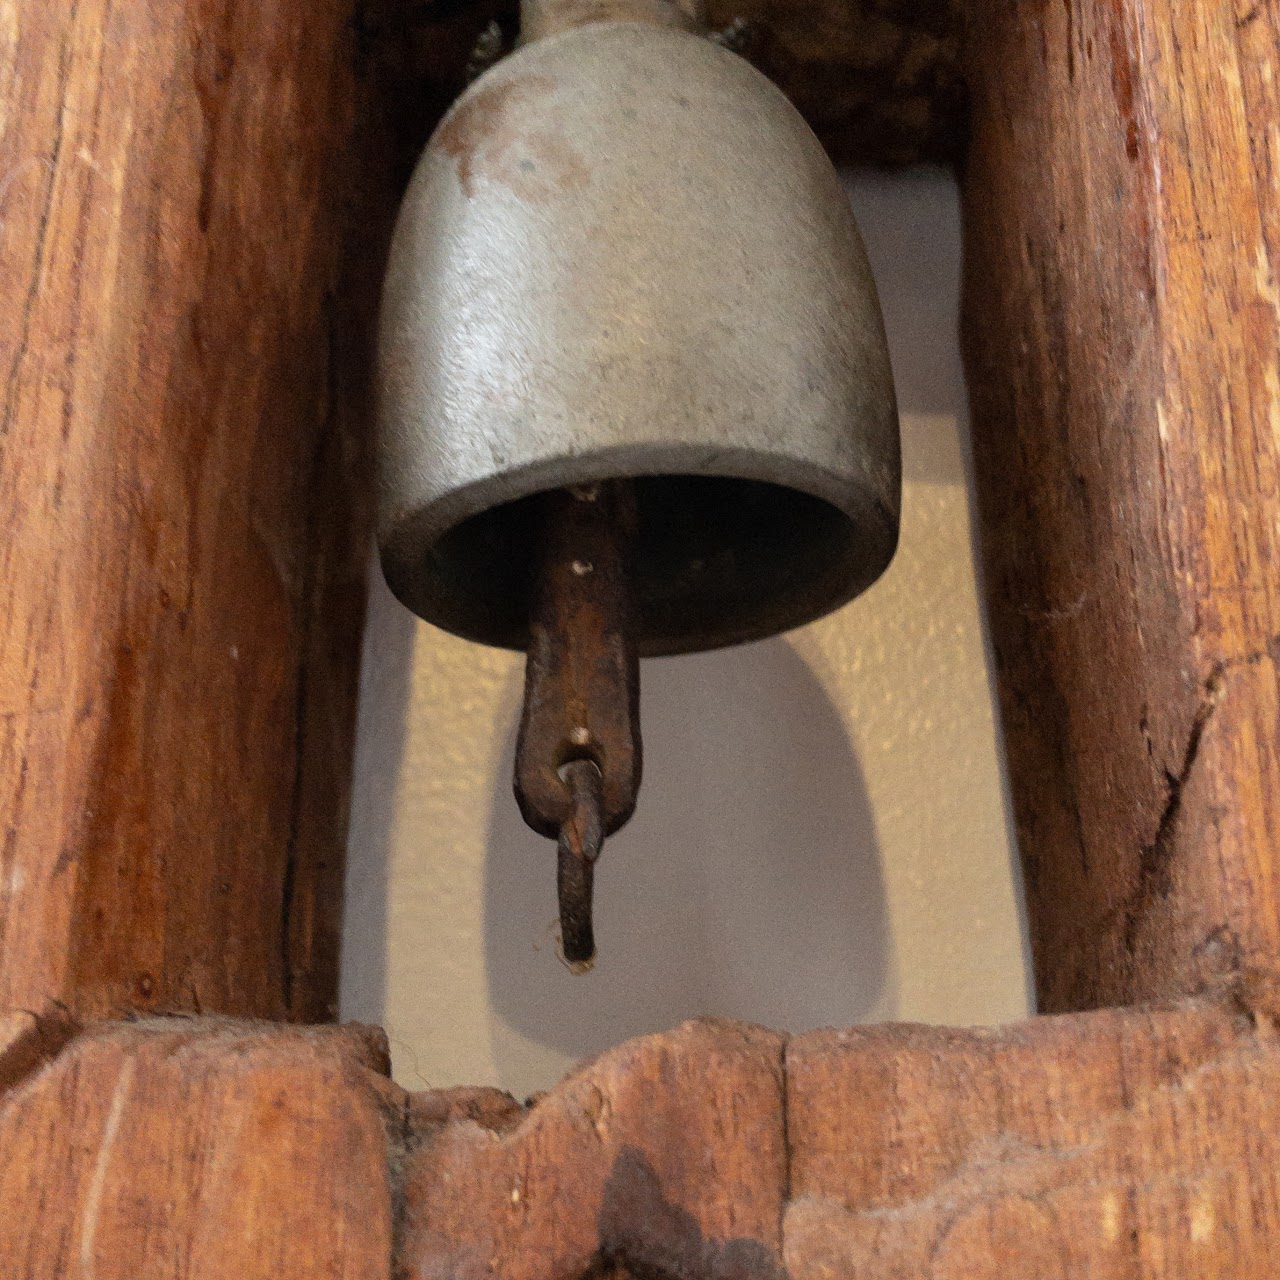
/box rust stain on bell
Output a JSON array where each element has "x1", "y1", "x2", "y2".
[{"x1": 431, "y1": 74, "x2": 590, "y2": 202}]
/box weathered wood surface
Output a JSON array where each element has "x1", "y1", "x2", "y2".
[
  {"x1": 705, "y1": 0, "x2": 964, "y2": 165},
  {"x1": 4, "y1": 1002, "x2": 1280, "y2": 1277},
  {"x1": 403, "y1": 997, "x2": 1280, "y2": 1278},
  {"x1": 401, "y1": 1019, "x2": 788, "y2": 1280},
  {"x1": 785, "y1": 975, "x2": 1280, "y2": 1276},
  {"x1": 0, "y1": 1007, "x2": 75, "y2": 1094},
  {"x1": 963, "y1": 0, "x2": 1280, "y2": 1011},
  {"x1": 0, "y1": 1019, "x2": 395, "y2": 1278},
  {"x1": 0, "y1": 1, "x2": 388, "y2": 1024}
]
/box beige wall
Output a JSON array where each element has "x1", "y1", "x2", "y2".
[{"x1": 340, "y1": 168, "x2": 1033, "y2": 1098}]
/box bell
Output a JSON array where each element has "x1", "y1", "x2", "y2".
[{"x1": 376, "y1": 0, "x2": 901, "y2": 966}]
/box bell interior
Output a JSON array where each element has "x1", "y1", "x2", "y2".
[{"x1": 417, "y1": 475, "x2": 888, "y2": 656}]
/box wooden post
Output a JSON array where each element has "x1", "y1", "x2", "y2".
[
  {"x1": 8, "y1": 998, "x2": 1280, "y2": 1275},
  {"x1": 963, "y1": 0, "x2": 1280, "y2": 1013},
  {"x1": 0, "y1": 0, "x2": 382, "y2": 1025}
]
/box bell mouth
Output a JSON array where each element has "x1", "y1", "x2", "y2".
[{"x1": 381, "y1": 470, "x2": 898, "y2": 657}]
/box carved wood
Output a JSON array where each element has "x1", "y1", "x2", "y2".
[
  {"x1": 963, "y1": 0, "x2": 1280, "y2": 1012},
  {"x1": 4, "y1": 999, "x2": 1280, "y2": 1277}
]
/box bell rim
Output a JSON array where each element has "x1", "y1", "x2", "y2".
[{"x1": 379, "y1": 438, "x2": 899, "y2": 657}]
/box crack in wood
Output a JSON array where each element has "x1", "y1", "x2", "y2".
[{"x1": 1118, "y1": 641, "x2": 1279, "y2": 962}]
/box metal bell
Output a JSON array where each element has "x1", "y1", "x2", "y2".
[
  {"x1": 377, "y1": 2, "x2": 900, "y2": 656},
  {"x1": 376, "y1": 0, "x2": 901, "y2": 965}
]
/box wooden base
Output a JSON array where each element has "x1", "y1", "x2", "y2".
[{"x1": 4, "y1": 992, "x2": 1279, "y2": 1277}]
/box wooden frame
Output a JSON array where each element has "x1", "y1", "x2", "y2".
[{"x1": 2, "y1": 1, "x2": 1278, "y2": 1274}]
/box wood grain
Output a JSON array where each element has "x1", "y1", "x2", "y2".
[
  {"x1": 400, "y1": 1018, "x2": 788, "y2": 1280},
  {"x1": 0, "y1": 1007, "x2": 75, "y2": 1093},
  {"x1": 0, "y1": 1018, "x2": 394, "y2": 1279},
  {"x1": 407, "y1": 993, "x2": 1280, "y2": 1277},
  {"x1": 963, "y1": 0, "x2": 1280, "y2": 1011},
  {"x1": 7, "y1": 1006, "x2": 1279, "y2": 1277},
  {"x1": 786, "y1": 979, "x2": 1280, "y2": 1276},
  {"x1": 0, "y1": 0, "x2": 390, "y2": 1023}
]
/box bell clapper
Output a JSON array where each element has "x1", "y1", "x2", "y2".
[
  {"x1": 555, "y1": 758, "x2": 605, "y2": 970},
  {"x1": 514, "y1": 481, "x2": 643, "y2": 971}
]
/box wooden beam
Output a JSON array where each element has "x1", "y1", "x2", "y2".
[
  {"x1": 962, "y1": 0, "x2": 1280, "y2": 1011},
  {"x1": 0, "y1": 2, "x2": 389, "y2": 1023},
  {"x1": 784, "y1": 980, "x2": 1280, "y2": 1275},
  {"x1": 402, "y1": 1020, "x2": 789, "y2": 1280},
  {"x1": 5, "y1": 1001, "x2": 1280, "y2": 1276}
]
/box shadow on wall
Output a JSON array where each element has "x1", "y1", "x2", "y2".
[
  {"x1": 483, "y1": 636, "x2": 891, "y2": 1081},
  {"x1": 339, "y1": 566, "x2": 417, "y2": 1026}
]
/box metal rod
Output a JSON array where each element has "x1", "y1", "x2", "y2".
[
  {"x1": 556, "y1": 758, "x2": 604, "y2": 969},
  {"x1": 514, "y1": 481, "x2": 642, "y2": 969}
]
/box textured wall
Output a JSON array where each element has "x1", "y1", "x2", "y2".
[{"x1": 340, "y1": 169, "x2": 1031, "y2": 1096}]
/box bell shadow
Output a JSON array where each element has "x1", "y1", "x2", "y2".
[
  {"x1": 338, "y1": 564, "x2": 418, "y2": 1026},
  {"x1": 484, "y1": 637, "x2": 891, "y2": 1077}
]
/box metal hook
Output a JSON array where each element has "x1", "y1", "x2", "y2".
[{"x1": 556, "y1": 758, "x2": 604, "y2": 970}]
